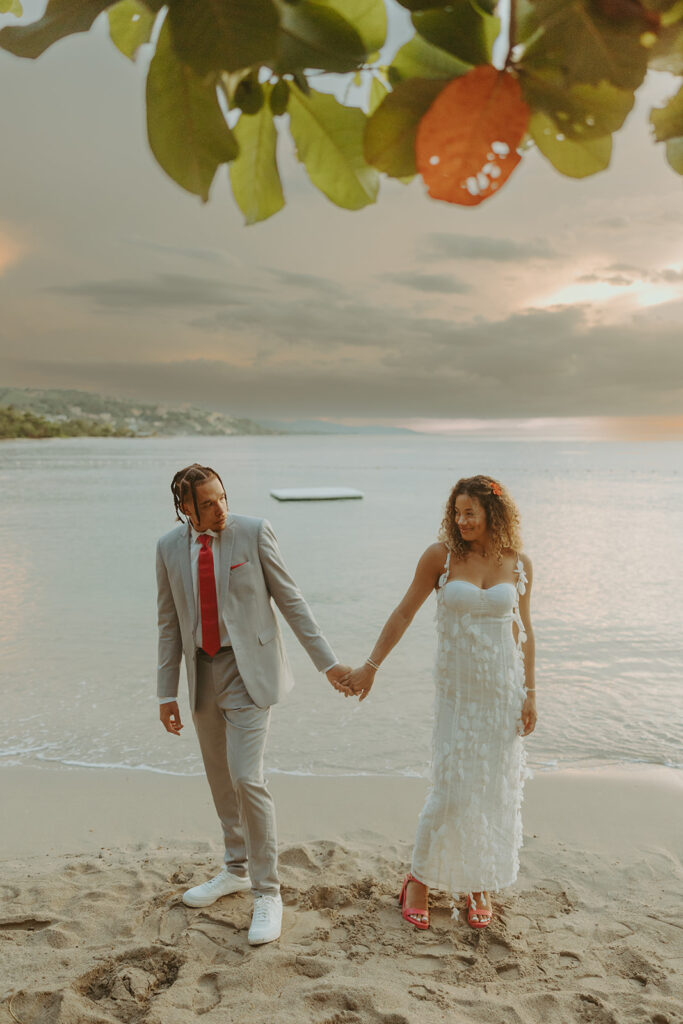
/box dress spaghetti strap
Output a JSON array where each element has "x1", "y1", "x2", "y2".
[
  {"x1": 512, "y1": 552, "x2": 528, "y2": 653},
  {"x1": 513, "y1": 551, "x2": 528, "y2": 596}
]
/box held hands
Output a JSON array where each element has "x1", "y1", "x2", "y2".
[
  {"x1": 326, "y1": 664, "x2": 353, "y2": 695},
  {"x1": 160, "y1": 701, "x2": 183, "y2": 736},
  {"x1": 326, "y1": 662, "x2": 376, "y2": 701},
  {"x1": 344, "y1": 663, "x2": 376, "y2": 702}
]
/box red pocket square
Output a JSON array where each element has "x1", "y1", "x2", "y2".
[{"x1": 231, "y1": 561, "x2": 247, "y2": 570}]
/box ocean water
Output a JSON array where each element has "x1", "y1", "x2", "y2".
[{"x1": 0, "y1": 435, "x2": 681, "y2": 778}]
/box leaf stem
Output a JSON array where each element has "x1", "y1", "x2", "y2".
[{"x1": 506, "y1": 0, "x2": 517, "y2": 68}]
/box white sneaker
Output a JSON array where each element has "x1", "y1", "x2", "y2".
[
  {"x1": 182, "y1": 867, "x2": 251, "y2": 908},
  {"x1": 248, "y1": 894, "x2": 283, "y2": 945}
]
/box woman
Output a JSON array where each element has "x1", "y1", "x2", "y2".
[{"x1": 344, "y1": 475, "x2": 536, "y2": 930}]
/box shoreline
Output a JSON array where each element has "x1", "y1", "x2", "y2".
[{"x1": 2, "y1": 762, "x2": 680, "y2": 861}]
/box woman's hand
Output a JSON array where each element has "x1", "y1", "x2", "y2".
[
  {"x1": 346, "y1": 664, "x2": 376, "y2": 702},
  {"x1": 520, "y1": 693, "x2": 537, "y2": 736}
]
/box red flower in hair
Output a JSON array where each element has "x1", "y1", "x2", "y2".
[{"x1": 490, "y1": 481, "x2": 502, "y2": 496}]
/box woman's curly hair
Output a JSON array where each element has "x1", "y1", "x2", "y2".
[{"x1": 439, "y1": 475, "x2": 522, "y2": 565}]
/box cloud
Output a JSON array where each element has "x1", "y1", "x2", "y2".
[
  {"x1": 7, "y1": 304, "x2": 681, "y2": 419},
  {"x1": 380, "y1": 272, "x2": 470, "y2": 294},
  {"x1": 657, "y1": 268, "x2": 683, "y2": 283},
  {"x1": 582, "y1": 263, "x2": 683, "y2": 287},
  {"x1": 594, "y1": 216, "x2": 630, "y2": 230},
  {"x1": 47, "y1": 273, "x2": 259, "y2": 311},
  {"x1": 605, "y1": 276, "x2": 632, "y2": 287},
  {"x1": 125, "y1": 238, "x2": 234, "y2": 265},
  {"x1": 422, "y1": 233, "x2": 558, "y2": 263},
  {"x1": 266, "y1": 268, "x2": 348, "y2": 297}
]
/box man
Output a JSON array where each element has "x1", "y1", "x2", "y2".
[{"x1": 156, "y1": 463, "x2": 350, "y2": 946}]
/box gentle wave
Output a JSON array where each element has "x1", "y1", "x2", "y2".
[{"x1": 0, "y1": 752, "x2": 676, "y2": 777}]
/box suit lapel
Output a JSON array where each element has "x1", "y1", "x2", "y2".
[
  {"x1": 219, "y1": 517, "x2": 236, "y2": 600},
  {"x1": 178, "y1": 525, "x2": 195, "y2": 627}
]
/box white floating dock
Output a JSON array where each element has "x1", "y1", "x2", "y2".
[{"x1": 270, "y1": 487, "x2": 364, "y2": 502}]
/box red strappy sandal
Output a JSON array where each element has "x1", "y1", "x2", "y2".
[
  {"x1": 399, "y1": 872, "x2": 430, "y2": 930},
  {"x1": 467, "y1": 892, "x2": 492, "y2": 929}
]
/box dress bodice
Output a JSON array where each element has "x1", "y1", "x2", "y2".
[
  {"x1": 437, "y1": 551, "x2": 528, "y2": 651},
  {"x1": 441, "y1": 580, "x2": 516, "y2": 619}
]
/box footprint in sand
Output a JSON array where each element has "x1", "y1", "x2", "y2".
[
  {"x1": 5, "y1": 990, "x2": 63, "y2": 1024},
  {"x1": 75, "y1": 945, "x2": 183, "y2": 1022},
  {"x1": 192, "y1": 972, "x2": 220, "y2": 1015},
  {"x1": 0, "y1": 916, "x2": 53, "y2": 932},
  {"x1": 307, "y1": 986, "x2": 410, "y2": 1024},
  {"x1": 295, "y1": 954, "x2": 333, "y2": 978}
]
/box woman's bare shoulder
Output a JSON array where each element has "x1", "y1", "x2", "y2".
[
  {"x1": 516, "y1": 551, "x2": 533, "y2": 582},
  {"x1": 425, "y1": 540, "x2": 449, "y2": 561},
  {"x1": 417, "y1": 541, "x2": 449, "y2": 572}
]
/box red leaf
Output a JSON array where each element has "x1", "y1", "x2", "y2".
[{"x1": 415, "y1": 65, "x2": 530, "y2": 206}]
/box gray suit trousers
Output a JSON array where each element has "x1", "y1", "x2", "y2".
[{"x1": 192, "y1": 648, "x2": 279, "y2": 897}]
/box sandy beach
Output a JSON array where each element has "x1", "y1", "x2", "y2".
[{"x1": 1, "y1": 765, "x2": 681, "y2": 1024}]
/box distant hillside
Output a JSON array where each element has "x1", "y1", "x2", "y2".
[
  {"x1": 0, "y1": 405, "x2": 132, "y2": 439},
  {"x1": 0, "y1": 388, "x2": 274, "y2": 438},
  {"x1": 262, "y1": 418, "x2": 416, "y2": 435}
]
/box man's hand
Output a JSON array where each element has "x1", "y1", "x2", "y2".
[
  {"x1": 326, "y1": 664, "x2": 353, "y2": 695},
  {"x1": 346, "y1": 664, "x2": 376, "y2": 702},
  {"x1": 160, "y1": 701, "x2": 183, "y2": 735}
]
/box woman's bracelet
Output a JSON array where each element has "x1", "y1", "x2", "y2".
[
  {"x1": 525, "y1": 686, "x2": 536, "y2": 692},
  {"x1": 366, "y1": 657, "x2": 380, "y2": 671}
]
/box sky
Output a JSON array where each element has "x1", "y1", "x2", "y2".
[{"x1": 1, "y1": 1, "x2": 682, "y2": 429}]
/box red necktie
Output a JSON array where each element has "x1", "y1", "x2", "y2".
[{"x1": 198, "y1": 535, "x2": 221, "y2": 656}]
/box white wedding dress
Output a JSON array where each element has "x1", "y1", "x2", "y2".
[{"x1": 411, "y1": 550, "x2": 531, "y2": 896}]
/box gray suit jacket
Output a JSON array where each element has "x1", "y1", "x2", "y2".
[{"x1": 156, "y1": 514, "x2": 337, "y2": 709}]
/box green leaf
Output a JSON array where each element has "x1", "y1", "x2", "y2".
[
  {"x1": 167, "y1": 0, "x2": 279, "y2": 76},
  {"x1": 519, "y1": 0, "x2": 649, "y2": 91},
  {"x1": 520, "y1": 71, "x2": 634, "y2": 139},
  {"x1": 146, "y1": 21, "x2": 238, "y2": 202},
  {"x1": 364, "y1": 77, "x2": 446, "y2": 177},
  {"x1": 368, "y1": 75, "x2": 389, "y2": 114},
  {"x1": 229, "y1": 88, "x2": 285, "y2": 223},
  {"x1": 0, "y1": 0, "x2": 112, "y2": 58},
  {"x1": 288, "y1": 85, "x2": 379, "y2": 209},
  {"x1": 314, "y1": 0, "x2": 387, "y2": 51},
  {"x1": 665, "y1": 135, "x2": 683, "y2": 172},
  {"x1": 390, "y1": 32, "x2": 472, "y2": 81},
  {"x1": 275, "y1": 0, "x2": 367, "y2": 73},
  {"x1": 108, "y1": 0, "x2": 155, "y2": 60},
  {"x1": 650, "y1": 82, "x2": 683, "y2": 141},
  {"x1": 412, "y1": 2, "x2": 500, "y2": 67},
  {"x1": 530, "y1": 111, "x2": 611, "y2": 176},
  {"x1": 0, "y1": 0, "x2": 23, "y2": 16},
  {"x1": 234, "y1": 74, "x2": 265, "y2": 114},
  {"x1": 270, "y1": 77, "x2": 290, "y2": 115}
]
